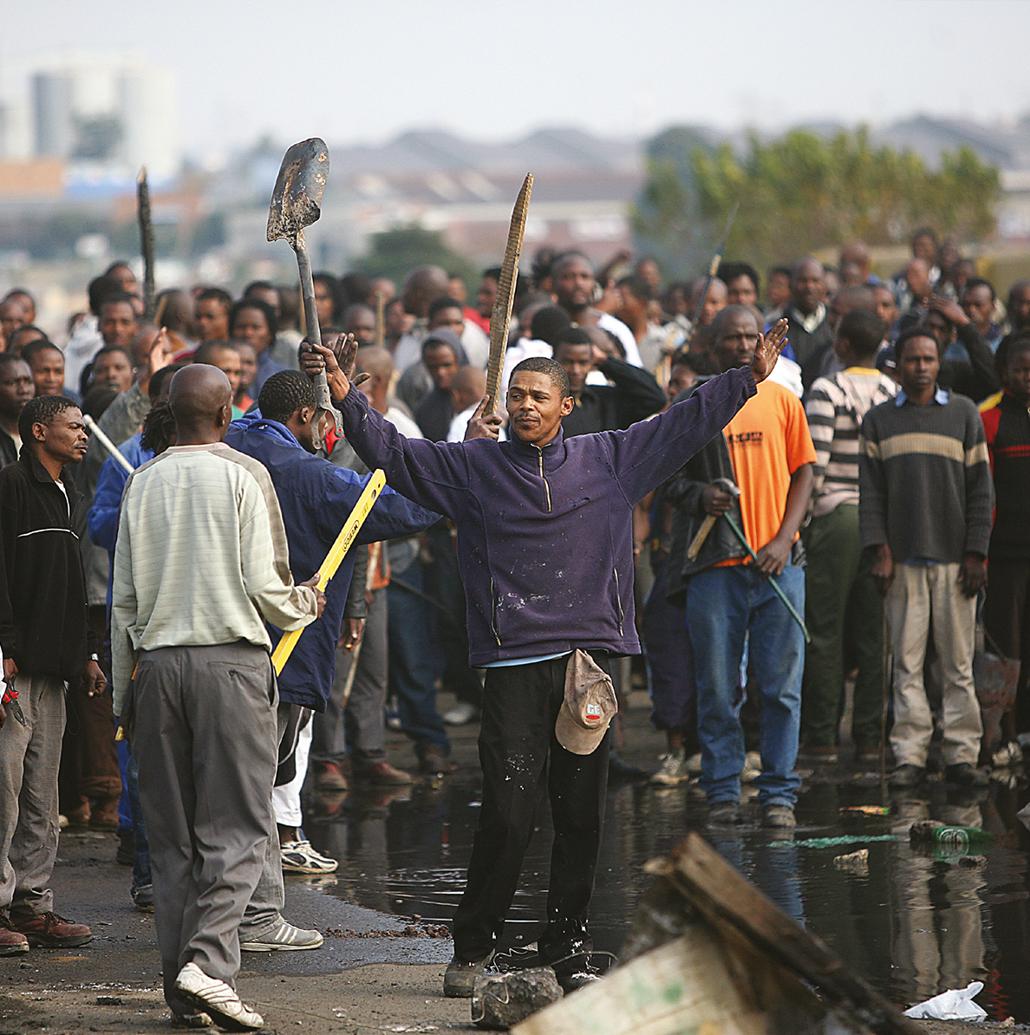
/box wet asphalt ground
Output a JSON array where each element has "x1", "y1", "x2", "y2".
[{"x1": 3, "y1": 685, "x2": 1030, "y2": 1031}]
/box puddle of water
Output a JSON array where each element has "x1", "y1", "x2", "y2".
[{"x1": 307, "y1": 770, "x2": 1030, "y2": 1021}]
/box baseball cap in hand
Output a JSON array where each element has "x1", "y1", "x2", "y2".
[{"x1": 554, "y1": 650, "x2": 618, "y2": 755}]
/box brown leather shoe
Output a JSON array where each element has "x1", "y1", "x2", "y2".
[
  {"x1": 10, "y1": 911, "x2": 92, "y2": 948},
  {"x1": 419, "y1": 747, "x2": 458, "y2": 775},
  {"x1": 353, "y1": 760, "x2": 414, "y2": 786},
  {"x1": 65, "y1": 800, "x2": 91, "y2": 828},
  {"x1": 0, "y1": 916, "x2": 29, "y2": 956},
  {"x1": 90, "y1": 799, "x2": 121, "y2": 830},
  {"x1": 314, "y1": 761, "x2": 348, "y2": 791}
]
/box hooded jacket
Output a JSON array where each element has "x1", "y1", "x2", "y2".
[
  {"x1": 337, "y1": 366, "x2": 757, "y2": 666},
  {"x1": 225, "y1": 413, "x2": 439, "y2": 710}
]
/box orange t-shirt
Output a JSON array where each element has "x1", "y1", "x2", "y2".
[{"x1": 718, "y1": 380, "x2": 816, "y2": 565}]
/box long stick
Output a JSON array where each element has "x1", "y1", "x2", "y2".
[
  {"x1": 83, "y1": 415, "x2": 134, "y2": 475},
  {"x1": 721, "y1": 512, "x2": 810, "y2": 642},
  {"x1": 271, "y1": 469, "x2": 386, "y2": 675},
  {"x1": 374, "y1": 290, "x2": 385, "y2": 348},
  {"x1": 136, "y1": 167, "x2": 155, "y2": 321},
  {"x1": 690, "y1": 202, "x2": 738, "y2": 332},
  {"x1": 484, "y1": 174, "x2": 534, "y2": 414}
]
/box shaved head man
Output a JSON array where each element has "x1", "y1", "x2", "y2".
[{"x1": 113, "y1": 359, "x2": 321, "y2": 1031}]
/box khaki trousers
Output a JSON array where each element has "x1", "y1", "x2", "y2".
[{"x1": 886, "y1": 563, "x2": 982, "y2": 767}]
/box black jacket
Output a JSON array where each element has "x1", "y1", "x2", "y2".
[
  {"x1": 563, "y1": 357, "x2": 665, "y2": 438},
  {"x1": 0, "y1": 451, "x2": 93, "y2": 682}
]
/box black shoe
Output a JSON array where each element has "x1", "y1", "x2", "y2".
[
  {"x1": 945, "y1": 763, "x2": 990, "y2": 788},
  {"x1": 493, "y1": 945, "x2": 543, "y2": 972},
  {"x1": 707, "y1": 801, "x2": 742, "y2": 827},
  {"x1": 889, "y1": 764, "x2": 926, "y2": 788},
  {"x1": 551, "y1": 952, "x2": 604, "y2": 994},
  {"x1": 116, "y1": 828, "x2": 135, "y2": 866}
]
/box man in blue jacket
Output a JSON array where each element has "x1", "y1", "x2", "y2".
[
  {"x1": 224, "y1": 371, "x2": 438, "y2": 950},
  {"x1": 301, "y1": 322, "x2": 787, "y2": 996}
]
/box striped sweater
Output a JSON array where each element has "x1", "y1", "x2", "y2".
[
  {"x1": 859, "y1": 391, "x2": 993, "y2": 563},
  {"x1": 111, "y1": 442, "x2": 319, "y2": 712},
  {"x1": 805, "y1": 367, "x2": 897, "y2": 517}
]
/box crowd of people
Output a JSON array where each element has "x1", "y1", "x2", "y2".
[{"x1": 0, "y1": 222, "x2": 1028, "y2": 1029}]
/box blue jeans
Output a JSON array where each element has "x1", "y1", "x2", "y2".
[
  {"x1": 686, "y1": 563, "x2": 804, "y2": 807},
  {"x1": 126, "y1": 752, "x2": 151, "y2": 891},
  {"x1": 387, "y1": 562, "x2": 450, "y2": 756}
]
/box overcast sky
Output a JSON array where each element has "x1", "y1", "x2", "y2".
[{"x1": 4, "y1": 0, "x2": 1029, "y2": 158}]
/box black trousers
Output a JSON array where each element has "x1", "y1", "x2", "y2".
[{"x1": 451, "y1": 652, "x2": 610, "y2": 962}]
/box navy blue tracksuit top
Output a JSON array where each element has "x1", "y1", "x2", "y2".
[{"x1": 338, "y1": 367, "x2": 757, "y2": 666}]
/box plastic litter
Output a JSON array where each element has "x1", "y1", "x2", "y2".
[
  {"x1": 903, "y1": 981, "x2": 987, "y2": 1021},
  {"x1": 833, "y1": 849, "x2": 869, "y2": 875},
  {"x1": 840, "y1": 805, "x2": 890, "y2": 816},
  {"x1": 771, "y1": 834, "x2": 898, "y2": 849},
  {"x1": 909, "y1": 820, "x2": 991, "y2": 849}
]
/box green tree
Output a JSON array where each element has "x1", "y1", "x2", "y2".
[
  {"x1": 358, "y1": 225, "x2": 477, "y2": 287},
  {"x1": 633, "y1": 126, "x2": 1001, "y2": 275}
]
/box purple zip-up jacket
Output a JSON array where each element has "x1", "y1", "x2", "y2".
[{"x1": 339, "y1": 367, "x2": 756, "y2": 665}]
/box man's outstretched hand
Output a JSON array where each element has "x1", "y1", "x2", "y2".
[
  {"x1": 750, "y1": 318, "x2": 789, "y2": 384},
  {"x1": 299, "y1": 334, "x2": 368, "y2": 404}
]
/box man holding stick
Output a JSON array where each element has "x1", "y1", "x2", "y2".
[{"x1": 300, "y1": 318, "x2": 787, "y2": 996}]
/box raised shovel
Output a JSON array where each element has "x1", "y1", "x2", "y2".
[{"x1": 267, "y1": 137, "x2": 339, "y2": 448}]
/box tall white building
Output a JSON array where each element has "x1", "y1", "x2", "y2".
[{"x1": 25, "y1": 57, "x2": 179, "y2": 177}]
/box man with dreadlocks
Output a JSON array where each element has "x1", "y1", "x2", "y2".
[{"x1": 0, "y1": 395, "x2": 106, "y2": 957}]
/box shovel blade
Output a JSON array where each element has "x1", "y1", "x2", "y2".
[{"x1": 266, "y1": 138, "x2": 330, "y2": 243}]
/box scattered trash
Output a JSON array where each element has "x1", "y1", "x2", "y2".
[
  {"x1": 771, "y1": 834, "x2": 898, "y2": 849},
  {"x1": 903, "y1": 981, "x2": 988, "y2": 1021},
  {"x1": 95, "y1": 995, "x2": 123, "y2": 1005},
  {"x1": 909, "y1": 820, "x2": 991, "y2": 849},
  {"x1": 472, "y1": 968, "x2": 563, "y2": 1029},
  {"x1": 833, "y1": 849, "x2": 869, "y2": 875},
  {"x1": 840, "y1": 805, "x2": 890, "y2": 816}
]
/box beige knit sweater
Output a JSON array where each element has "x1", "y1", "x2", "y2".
[{"x1": 111, "y1": 442, "x2": 318, "y2": 711}]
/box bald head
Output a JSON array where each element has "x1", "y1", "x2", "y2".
[
  {"x1": 451, "y1": 365, "x2": 487, "y2": 414},
  {"x1": 402, "y1": 266, "x2": 449, "y2": 318},
  {"x1": 169, "y1": 364, "x2": 232, "y2": 442}
]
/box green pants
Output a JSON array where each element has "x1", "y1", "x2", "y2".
[{"x1": 801, "y1": 504, "x2": 884, "y2": 749}]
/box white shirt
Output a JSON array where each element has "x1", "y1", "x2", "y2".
[
  {"x1": 597, "y1": 312, "x2": 644, "y2": 368},
  {"x1": 767, "y1": 355, "x2": 804, "y2": 398}
]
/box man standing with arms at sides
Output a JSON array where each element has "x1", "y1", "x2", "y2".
[
  {"x1": 860, "y1": 327, "x2": 993, "y2": 789},
  {"x1": 300, "y1": 318, "x2": 787, "y2": 998},
  {"x1": 112, "y1": 366, "x2": 324, "y2": 1031},
  {"x1": 802, "y1": 310, "x2": 896, "y2": 763},
  {"x1": 0, "y1": 395, "x2": 105, "y2": 956}
]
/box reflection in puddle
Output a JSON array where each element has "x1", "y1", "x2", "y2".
[{"x1": 307, "y1": 770, "x2": 1030, "y2": 1020}]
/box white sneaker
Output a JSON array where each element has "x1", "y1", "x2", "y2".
[
  {"x1": 650, "y1": 751, "x2": 691, "y2": 786},
  {"x1": 174, "y1": 962, "x2": 263, "y2": 1032},
  {"x1": 280, "y1": 840, "x2": 338, "y2": 875},
  {"x1": 685, "y1": 752, "x2": 702, "y2": 775},
  {"x1": 240, "y1": 919, "x2": 324, "y2": 953},
  {"x1": 443, "y1": 701, "x2": 479, "y2": 726}
]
